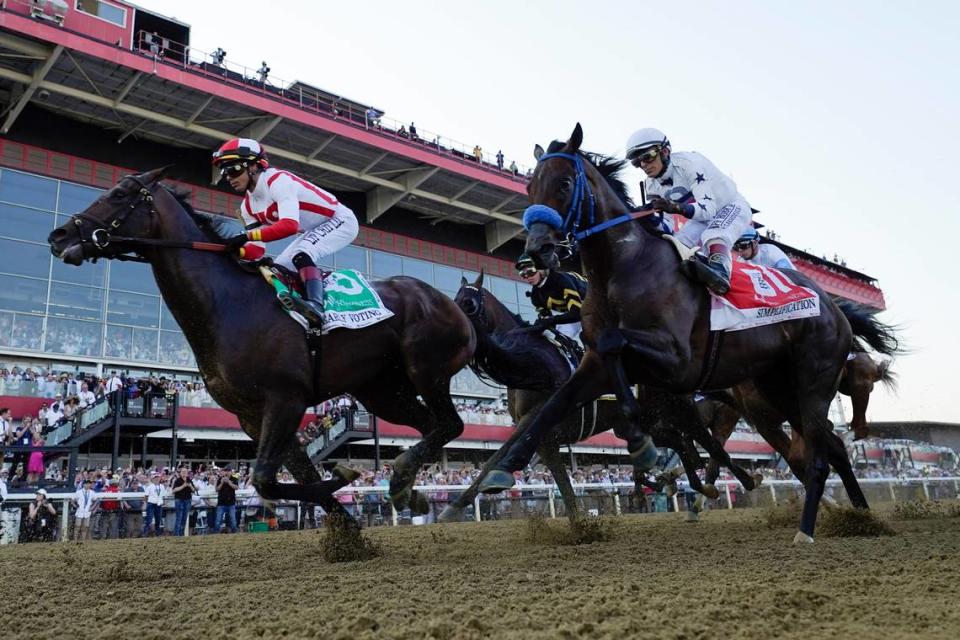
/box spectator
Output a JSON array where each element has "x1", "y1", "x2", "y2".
[
  {"x1": 398, "y1": 125, "x2": 408, "y2": 138},
  {"x1": 99, "y1": 476, "x2": 122, "y2": 539},
  {"x1": 45, "y1": 394, "x2": 64, "y2": 429},
  {"x1": 78, "y1": 382, "x2": 96, "y2": 408},
  {"x1": 25, "y1": 488, "x2": 56, "y2": 542},
  {"x1": 172, "y1": 467, "x2": 196, "y2": 536},
  {"x1": 257, "y1": 61, "x2": 270, "y2": 85},
  {"x1": 106, "y1": 371, "x2": 123, "y2": 394},
  {"x1": 26, "y1": 430, "x2": 44, "y2": 484},
  {"x1": 72, "y1": 478, "x2": 95, "y2": 541},
  {"x1": 365, "y1": 108, "x2": 381, "y2": 129},
  {"x1": 122, "y1": 476, "x2": 145, "y2": 538},
  {"x1": 143, "y1": 473, "x2": 165, "y2": 536},
  {"x1": 509, "y1": 160, "x2": 518, "y2": 175},
  {"x1": 409, "y1": 122, "x2": 419, "y2": 141},
  {"x1": 214, "y1": 468, "x2": 238, "y2": 533},
  {"x1": 496, "y1": 150, "x2": 504, "y2": 170},
  {"x1": 473, "y1": 145, "x2": 483, "y2": 162}
]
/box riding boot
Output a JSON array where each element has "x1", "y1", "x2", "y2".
[
  {"x1": 684, "y1": 246, "x2": 731, "y2": 296},
  {"x1": 278, "y1": 253, "x2": 326, "y2": 327}
]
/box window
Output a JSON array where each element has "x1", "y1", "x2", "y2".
[
  {"x1": 108, "y1": 260, "x2": 158, "y2": 295},
  {"x1": 370, "y1": 250, "x2": 402, "y2": 278},
  {"x1": 104, "y1": 324, "x2": 132, "y2": 360},
  {"x1": 0, "y1": 203, "x2": 55, "y2": 244},
  {"x1": 402, "y1": 257, "x2": 433, "y2": 283},
  {"x1": 0, "y1": 275, "x2": 47, "y2": 314},
  {"x1": 107, "y1": 290, "x2": 160, "y2": 328},
  {"x1": 44, "y1": 317, "x2": 101, "y2": 357},
  {"x1": 0, "y1": 238, "x2": 50, "y2": 279},
  {"x1": 1, "y1": 312, "x2": 43, "y2": 351},
  {"x1": 49, "y1": 282, "x2": 104, "y2": 322},
  {"x1": 335, "y1": 245, "x2": 367, "y2": 273},
  {"x1": 160, "y1": 301, "x2": 181, "y2": 331},
  {"x1": 51, "y1": 255, "x2": 106, "y2": 288},
  {"x1": 489, "y1": 276, "x2": 519, "y2": 308},
  {"x1": 132, "y1": 328, "x2": 158, "y2": 361},
  {"x1": 0, "y1": 170, "x2": 57, "y2": 211},
  {"x1": 57, "y1": 182, "x2": 103, "y2": 216},
  {"x1": 433, "y1": 264, "x2": 465, "y2": 296},
  {"x1": 159, "y1": 331, "x2": 194, "y2": 367},
  {"x1": 74, "y1": 0, "x2": 126, "y2": 26}
]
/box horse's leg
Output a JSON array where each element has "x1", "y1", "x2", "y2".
[
  {"x1": 281, "y1": 446, "x2": 360, "y2": 528},
  {"x1": 823, "y1": 429, "x2": 869, "y2": 509},
  {"x1": 700, "y1": 402, "x2": 740, "y2": 486},
  {"x1": 480, "y1": 353, "x2": 609, "y2": 492},
  {"x1": 538, "y1": 441, "x2": 578, "y2": 521},
  {"x1": 437, "y1": 408, "x2": 539, "y2": 523},
  {"x1": 596, "y1": 331, "x2": 657, "y2": 470}
]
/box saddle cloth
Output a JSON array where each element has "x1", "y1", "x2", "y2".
[
  {"x1": 709, "y1": 260, "x2": 820, "y2": 332},
  {"x1": 260, "y1": 266, "x2": 394, "y2": 335}
]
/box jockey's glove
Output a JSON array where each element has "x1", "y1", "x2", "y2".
[
  {"x1": 224, "y1": 233, "x2": 250, "y2": 252},
  {"x1": 649, "y1": 196, "x2": 680, "y2": 215}
]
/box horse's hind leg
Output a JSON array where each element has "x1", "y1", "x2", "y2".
[
  {"x1": 281, "y1": 446, "x2": 359, "y2": 527},
  {"x1": 824, "y1": 430, "x2": 869, "y2": 509},
  {"x1": 538, "y1": 441, "x2": 578, "y2": 521}
]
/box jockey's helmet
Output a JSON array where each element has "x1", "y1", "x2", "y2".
[
  {"x1": 212, "y1": 138, "x2": 269, "y2": 171},
  {"x1": 625, "y1": 127, "x2": 671, "y2": 163},
  {"x1": 734, "y1": 227, "x2": 760, "y2": 251},
  {"x1": 515, "y1": 253, "x2": 539, "y2": 279}
]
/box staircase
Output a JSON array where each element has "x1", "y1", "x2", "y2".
[{"x1": 307, "y1": 411, "x2": 375, "y2": 463}]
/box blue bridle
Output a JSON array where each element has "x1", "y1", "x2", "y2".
[{"x1": 527, "y1": 152, "x2": 652, "y2": 244}]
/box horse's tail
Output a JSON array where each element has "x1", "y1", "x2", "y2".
[
  {"x1": 875, "y1": 359, "x2": 899, "y2": 394},
  {"x1": 834, "y1": 299, "x2": 902, "y2": 356}
]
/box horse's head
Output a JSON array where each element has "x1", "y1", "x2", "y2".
[
  {"x1": 454, "y1": 271, "x2": 494, "y2": 331},
  {"x1": 48, "y1": 166, "x2": 170, "y2": 265}
]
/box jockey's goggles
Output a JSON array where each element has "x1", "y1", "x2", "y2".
[
  {"x1": 733, "y1": 238, "x2": 757, "y2": 251},
  {"x1": 628, "y1": 147, "x2": 661, "y2": 166},
  {"x1": 518, "y1": 265, "x2": 539, "y2": 278},
  {"x1": 218, "y1": 162, "x2": 249, "y2": 178}
]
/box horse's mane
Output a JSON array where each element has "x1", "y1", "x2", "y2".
[
  {"x1": 545, "y1": 140, "x2": 635, "y2": 209},
  {"x1": 161, "y1": 184, "x2": 244, "y2": 242}
]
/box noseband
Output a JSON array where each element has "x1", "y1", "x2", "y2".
[{"x1": 459, "y1": 286, "x2": 489, "y2": 328}]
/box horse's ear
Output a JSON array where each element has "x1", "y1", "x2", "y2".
[
  {"x1": 476, "y1": 269, "x2": 485, "y2": 288},
  {"x1": 567, "y1": 123, "x2": 583, "y2": 152},
  {"x1": 533, "y1": 144, "x2": 545, "y2": 160},
  {"x1": 460, "y1": 276, "x2": 468, "y2": 288},
  {"x1": 142, "y1": 165, "x2": 174, "y2": 184}
]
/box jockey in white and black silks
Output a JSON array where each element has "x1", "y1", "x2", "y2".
[
  {"x1": 733, "y1": 228, "x2": 796, "y2": 270},
  {"x1": 625, "y1": 127, "x2": 753, "y2": 295},
  {"x1": 516, "y1": 252, "x2": 588, "y2": 344},
  {"x1": 212, "y1": 138, "x2": 359, "y2": 324}
]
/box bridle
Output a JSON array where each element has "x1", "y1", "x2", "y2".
[
  {"x1": 458, "y1": 285, "x2": 490, "y2": 329},
  {"x1": 65, "y1": 174, "x2": 229, "y2": 263},
  {"x1": 534, "y1": 152, "x2": 655, "y2": 246}
]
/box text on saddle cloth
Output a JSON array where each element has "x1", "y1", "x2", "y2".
[
  {"x1": 259, "y1": 267, "x2": 394, "y2": 335},
  {"x1": 709, "y1": 260, "x2": 820, "y2": 332}
]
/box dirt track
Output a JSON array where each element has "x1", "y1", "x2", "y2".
[{"x1": 1, "y1": 508, "x2": 958, "y2": 639}]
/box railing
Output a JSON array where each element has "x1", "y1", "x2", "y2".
[
  {"x1": 130, "y1": 31, "x2": 532, "y2": 179},
  {"x1": 2, "y1": 477, "x2": 957, "y2": 544}
]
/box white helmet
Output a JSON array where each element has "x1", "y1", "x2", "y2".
[{"x1": 625, "y1": 127, "x2": 670, "y2": 161}]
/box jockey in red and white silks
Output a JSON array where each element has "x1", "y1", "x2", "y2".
[
  {"x1": 236, "y1": 166, "x2": 358, "y2": 271},
  {"x1": 626, "y1": 127, "x2": 753, "y2": 295},
  {"x1": 213, "y1": 138, "x2": 358, "y2": 324}
]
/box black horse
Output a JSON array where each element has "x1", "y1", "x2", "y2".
[
  {"x1": 480, "y1": 125, "x2": 899, "y2": 541},
  {"x1": 439, "y1": 273, "x2": 762, "y2": 522},
  {"x1": 48, "y1": 168, "x2": 476, "y2": 517}
]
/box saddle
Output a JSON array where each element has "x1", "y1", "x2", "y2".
[{"x1": 542, "y1": 329, "x2": 583, "y2": 370}]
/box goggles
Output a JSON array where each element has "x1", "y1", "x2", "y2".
[
  {"x1": 628, "y1": 146, "x2": 660, "y2": 166},
  {"x1": 218, "y1": 162, "x2": 248, "y2": 179},
  {"x1": 733, "y1": 239, "x2": 757, "y2": 251}
]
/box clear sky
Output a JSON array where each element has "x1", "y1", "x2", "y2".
[{"x1": 138, "y1": 0, "x2": 959, "y2": 423}]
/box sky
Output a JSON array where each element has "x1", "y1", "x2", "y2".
[{"x1": 137, "y1": 0, "x2": 960, "y2": 423}]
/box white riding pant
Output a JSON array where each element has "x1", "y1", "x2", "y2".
[
  {"x1": 556, "y1": 321, "x2": 582, "y2": 343},
  {"x1": 274, "y1": 213, "x2": 359, "y2": 271},
  {"x1": 675, "y1": 199, "x2": 753, "y2": 256}
]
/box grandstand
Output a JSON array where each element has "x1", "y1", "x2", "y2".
[{"x1": 0, "y1": 0, "x2": 894, "y2": 475}]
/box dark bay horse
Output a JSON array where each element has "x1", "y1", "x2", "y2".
[
  {"x1": 440, "y1": 274, "x2": 761, "y2": 522},
  {"x1": 480, "y1": 124, "x2": 900, "y2": 541},
  {"x1": 48, "y1": 168, "x2": 476, "y2": 517}
]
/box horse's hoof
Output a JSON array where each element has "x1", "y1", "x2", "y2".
[
  {"x1": 751, "y1": 473, "x2": 764, "y2": 489},
  {"x1": 409, "y1": 490, "x2": 430, "y2": 516},
  {"x1": 685, "y1": 510, "x2": 700, "y2": 523},
  {"x1": 693, "y1": 495, "x2": 706, "y2": 513},
  {"x1": 437, "y1": 505, "x2": 464, "y2": 523},
  {"x1": 702, "y1": 483, "x2": 720, "y2": 500},
  {"x1": 629, "y1": 436, "x2": 658, "y2": 472},
  {"x1": 792, "y1": 531, "x2": 815, "y2": 544},
  {"x1": 479, "y1": 470, "x2": 514, "y2": 494},
  {"x1": 665, "y1": 483, "x2": 678, "y2": 498},
  {"x1": 391, "y1": 488, "x2": 411, "y2": 511},
  {"x1": 331, "y1": 464, "x2": 361, "y2": 484}
]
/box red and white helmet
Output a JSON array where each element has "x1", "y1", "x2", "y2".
[{"x1": 211, "y1": 138, "x2": 268, "y2": 168}]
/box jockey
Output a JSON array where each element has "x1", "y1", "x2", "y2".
[
  {"x1": 733, "y1": 228, "x2": 796, "y2": 270},
  {"x1": 625, "y1": 128, "x2": 753, "y2": 295},
  {"x1": 516, "y1": 253, "x2": 588, "y2": 344},
  {"x1": 213, "y1": 138, "x2": 359, "y2": 324}
]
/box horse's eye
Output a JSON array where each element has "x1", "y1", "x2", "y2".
[{"x1": 559, "y1": 177, "x2": 573, "y2": 192}]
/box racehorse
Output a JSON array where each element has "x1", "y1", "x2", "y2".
[
  {"x1": 479, "y1": 124, "x2": 900, "y2": 541},
  {"x1": 440, "y1": 273, "x2": 762, "y2": 522},
  {"x1": 47, "y1": 168, "x2": 476, "y2": 518}
]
